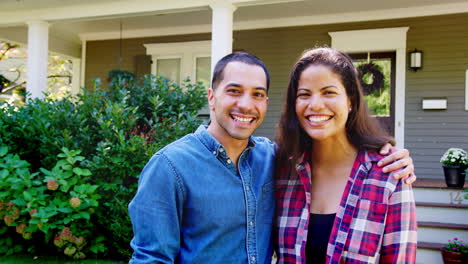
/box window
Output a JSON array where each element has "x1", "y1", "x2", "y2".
[
  {"x1": 195, "y1": 56, "x2": 211, "y2": 87},
  {"x1": 144, "y1": 41, "x2": 211, "y2": 86},
  {"x1": 156, "y1": 57, "x2": 181, "y2": 83}
]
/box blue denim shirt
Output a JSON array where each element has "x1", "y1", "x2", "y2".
[{"x1": 128, "y1": 125, "x2": 275, "y2": 264}]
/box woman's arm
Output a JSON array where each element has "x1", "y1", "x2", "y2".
[{"x1": 380, "y1": 180, "x2": 418, "y2": 263}]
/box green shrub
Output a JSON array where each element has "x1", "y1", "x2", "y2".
[
  {"x1": 0, "y1": 146, "x2": 103, "y2": 259},
  {"x1": 0, "y1": 73, "x2": 207, "y2": 259}
]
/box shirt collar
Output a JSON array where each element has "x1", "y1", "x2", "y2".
[
  {"x1": 194, "y1": 125, "x2": 255, "y2": 157},
  {"x1": 296, "y1": 148, "x2": 381, "y2": 167}
]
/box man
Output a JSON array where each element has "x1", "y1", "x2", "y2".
[{"x1": 128, "y1": 52, "x2": 414, "y2": 264}]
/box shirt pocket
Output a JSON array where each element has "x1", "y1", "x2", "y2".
[
  {"x1": 346, "y1": 199, "x2": 387, "y2": 257},
  {"x1": 261, "y1": 181, "x2": 274, "y2": 223},
  {"x1": 340, "y1": 250, "x2": 380, "y2": 263}
]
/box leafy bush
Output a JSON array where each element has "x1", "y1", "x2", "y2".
[
  {"x1": 0, "y1": 146, "x2": 103, "y2": 259},
  {"x1": 0, "y1": 72, "x2": 207, "y2": 259}
]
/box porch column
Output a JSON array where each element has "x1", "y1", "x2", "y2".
[
  {"x1": 26, "y1": 20, "x2": 49, "y2": 99},
  {"x1": 209, "y1": 0, "x2": 237, "y2": 76}
]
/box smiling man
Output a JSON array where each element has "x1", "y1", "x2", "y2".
[{"x1": 128, "y1": 52, "x2": 415, "y2": 264}]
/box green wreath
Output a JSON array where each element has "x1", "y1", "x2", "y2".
[{"x1": 357, "y1": 62, "x2": 384, "y2": 95}]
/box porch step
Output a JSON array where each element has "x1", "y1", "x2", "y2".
[
  {"x1": 416, "y1": 202, "x2": 468, "y2": 225},
  {"x1": 418, "y1": 241, "x2": 445, "y2": 250},
  {"x1": 412, "y1": 182, "x2": 467, "y2": 264},
  {"x1": 413, "y1": 186, "x2": 467, "y2": 205},
  {"x1": 418, "y1": 222, "x2": 468, "y2": 244},
  {"x1": 416, "y1": 249, "x2": 443, "y2": 264},
  {"x1": 413, "y1": 178, "x2": 467, "y2": 189},
  {"x1": 418, "y1": 221, "x2": 468, "y2": 230},
  {"x1": 417, "y1": 242, "x2": 445, "y2": 264}
]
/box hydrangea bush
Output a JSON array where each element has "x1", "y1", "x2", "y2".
[
  {"x1": 0, "y1": 146, "x2": 103, "y2": 258},
  {"x1": 0, "y1": 71, "x2": 207, "y2": 259},
  {"x1": 440, "y1": 148, "x2": 468, "y2": 167}
]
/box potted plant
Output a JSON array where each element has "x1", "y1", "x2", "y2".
[
  {"x1": 440, "y1": 148, "x2": 467, "y2": 188},
  {"x1": 441, "y1": 238, "x2": 468, "y2": 264}
]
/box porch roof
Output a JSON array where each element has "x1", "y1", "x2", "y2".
[{"x1": 1, "y1": 0, "x2": 468, "y2": 58}]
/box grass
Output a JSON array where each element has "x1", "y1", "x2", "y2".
[{"x1": 0, "y1": 255, "x2": 122, "y2": 264}]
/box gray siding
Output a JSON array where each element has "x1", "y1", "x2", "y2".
[{"x1": 86, "y1": 13, "x2": 468, "y2": 179}]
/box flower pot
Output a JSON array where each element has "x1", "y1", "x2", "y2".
[
  {"x1": 442, "y1": 165, "x2": 466, "y2": 188},
  {"x1": 441, "y1": 248, "x2": 468, "y2": 264}
]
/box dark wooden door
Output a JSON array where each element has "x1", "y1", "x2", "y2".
[{"x1": 350, "y1": 52, "x2": 396, "y2": 136}]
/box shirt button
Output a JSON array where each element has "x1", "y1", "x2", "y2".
[
  {"x1": 251, "y1": 256, "x2": 256, "y2": 262},
  {"x1": 212, "y1": 151, "x2": 216, "y2": 155},
  {"x1": 219, "y1": 148, "x2": 224, "y2": 152},
  {"x1": 227, "y1": 159, "x2": 232, "y2": 164},
  {"x1": 246, "y1": 185, "x2": 250, "y2": 191},
  {"x1": 250, "y1": 221, "x2": 253, "y2": 226}
]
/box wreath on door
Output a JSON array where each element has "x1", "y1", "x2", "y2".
[{"x1": 356, "y1": 62, "x2": 384, "y2": 95}]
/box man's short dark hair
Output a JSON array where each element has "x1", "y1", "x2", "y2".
[{"x1": 211, "y1": 51, "x2": 270, "y2": 91}]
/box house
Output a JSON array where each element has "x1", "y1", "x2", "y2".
[{"x1": 1, "y1": 0, "x2": 467, "y2": 263}]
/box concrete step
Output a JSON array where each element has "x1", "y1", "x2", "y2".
[
  {"x1": 416, "y1": 202, "x2": 468, "y2": 225},
  {"x1": 418, "y1": 221, "x2": 468, "y2": 244}
]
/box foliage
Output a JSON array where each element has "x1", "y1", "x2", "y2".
[
  {"x1": 0, "y1": 254, "x2": 118, "y2": 264},
  {"x1": 1, "y1": 41, "x2": 73, "y2": 103},
  {"x1": 0, "y1": 146, "x2": 103, "y2": 259},
  {"x1": 440, "y1": 148, "x2": 468, "y2": 167},
  {"x1": 47, "y1": 56, "x2": 73, "y2": 100},
  {"x1": 444, "y1": 238, "x2": 468, "y2": 253},
  {"x1": 355, "y1": 59, "x2": 391, "y2": 117},
  {"x1": 0, "y1": 72, "x2": 207, "y2": 259}
]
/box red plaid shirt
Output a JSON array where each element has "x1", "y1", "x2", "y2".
[{"x1": 275, "y1": 150, "x2": 417, "y2": 264}]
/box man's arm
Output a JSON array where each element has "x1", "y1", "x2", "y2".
[
  {"x1": 128, "y1": 153, "x2": 185, "y2": 264},
  {"x1": 378, "y1": 144, "x2": 416, "y2": 184}
]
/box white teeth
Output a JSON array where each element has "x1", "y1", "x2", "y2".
[
  {"x1": 308, "y1": 116, "x2": 330, "y2": 122},
  {"x1": 232, "y1": 115, "x2": 253, "y2": 122}
]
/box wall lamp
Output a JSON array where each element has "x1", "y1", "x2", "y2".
[{"x1": 409, "y1": 49, "x2": 423, "y2": 71}]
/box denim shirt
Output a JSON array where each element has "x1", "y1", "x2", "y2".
[{"x1": 128, "y1": 125, "x2": 275, "y2": 264}]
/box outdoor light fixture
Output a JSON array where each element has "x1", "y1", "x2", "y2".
[{"x1": 409, "y1": 49, "x2": 423, "y2": 71}]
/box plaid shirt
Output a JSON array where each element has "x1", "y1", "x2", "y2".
[{"x1": 275, "y1": 150, "x2": 417, "y2": 264}]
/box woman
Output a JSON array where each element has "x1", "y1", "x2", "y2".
[{"x1": 274, "y1": 48, "x2": 417, "y2": 264}]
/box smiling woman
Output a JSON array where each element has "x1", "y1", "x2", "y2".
[{"x1": 274, "y1": 47, "x2": 417, "y2": 264}]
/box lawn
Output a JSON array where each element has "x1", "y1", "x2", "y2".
[{"x1": 0, "y1": 255, "x2": 122, "y2": 264}]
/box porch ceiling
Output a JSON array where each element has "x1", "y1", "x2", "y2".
[
  {"x1": 1, "y1": 0, "x2": 468, "y2": 49},
  {"x1": 54, "y1": 0, "x2": 468, "y2": 42}
]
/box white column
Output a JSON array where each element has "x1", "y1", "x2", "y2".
[
  {"x1": 71, "y1": 58, "x2": 81, "y2": 95},
  {"x1": 26, "y1": 20, "x2": 49, "y2": 99},
  {"x1": 80, "y1": 39, "x2": 86, "y2": 89},
  {"x1": 209, "y1": 0, "x2": 236, "y2": 76}
]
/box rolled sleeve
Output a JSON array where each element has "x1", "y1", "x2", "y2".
[{"x1": 128, "y1": 153, "x2": 185, "y2": 264}]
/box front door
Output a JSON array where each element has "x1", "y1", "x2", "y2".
[{"x1": 350, "y1": 52, "x2": 396, "y2": 136}]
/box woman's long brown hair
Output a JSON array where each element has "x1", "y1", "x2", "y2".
[{"x1": 275, "y1": 47, "x2": 394, "y2": 175}]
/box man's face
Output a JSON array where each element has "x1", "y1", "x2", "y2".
[{"x1": 207, "y1": 61, "x2": 269, "y2": 143}]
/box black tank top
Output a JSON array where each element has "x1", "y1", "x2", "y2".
[{"x1": 306, "y1": 213, "x2": 336, "y2": 264}]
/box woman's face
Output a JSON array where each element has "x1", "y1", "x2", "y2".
[{"x1": 295, "y1": 64, "x2": 351, "y2": 143}]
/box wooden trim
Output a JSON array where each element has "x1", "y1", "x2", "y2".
[
  {"x1": 418, "y1": 221, "x2": 468, "y2": 230},
  {"x1": 416, "y1": 202, "x2": 468, "y2": 209},
  {"x1": 413, "y1": 179, "x2": 468, "y2": 189},
  {"x1": 418, "y1": 242, "x2": 444, "y2": 250}
]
